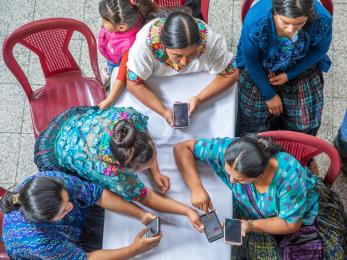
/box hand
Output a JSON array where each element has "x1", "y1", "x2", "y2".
[
  {"x1": 131, "y1": 228, "x2": 162, "y2": 255},
  {"x1": 187, "y1": 96, "x2": 201, "y2": 116},
  {"x1": 98, "y1": 97, "x2": 114, "y2": 109},
  {"x1": 140, "y1": 212, "x2": 157, "y2": 225},
  {"x1": 269, "y1": 73, "x2": 288, "y2": 86},
  {"x1": 191, "y1": 187, "x2": 214, "y2": 213},
  {"x1": 266, "y1": 94, "x2": 283, "y2": 116},
  {"x1": 153, "y1": 174, "x2": 170, "y2": 194},
  {"x1": 186, "y1": 208, "x2": 205, "y2": 232},
  {"x1": 240, "y1": 219, "x2": 253, "y2": 237},
  {"x1": 161, "y1": 108, "x2": 173, "y2": 126}
]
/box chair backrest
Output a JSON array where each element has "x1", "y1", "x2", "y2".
[
  {"x1": 0, "y1": 187, "x2": 10, "y2": 260},
  {"x1": 2, "y1": 18, "x2": 102, "y2": 100},
  {"x1": 259, "y1": 131, "x2": 341, "y2": 187},
  {"x1": 241, "y1": 0, "x2": 333, "y2": 24}
]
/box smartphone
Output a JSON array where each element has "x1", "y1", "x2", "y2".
[
  {"x1": 200, "y1": 211, "x2": 224, "y2": 243},
  {"x1": 145, "y1": 217, "x2": 160, "y2": 238},
  {"x1": 173, "y1": 103, "x2": 190, "y2": 128},
  {"x1": 224, "y1": 218, "x2": 242, "y2": 245}
]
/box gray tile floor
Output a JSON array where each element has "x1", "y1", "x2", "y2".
[{"x1": 0, "y1": 0, "x2": 346, "y2": 208}]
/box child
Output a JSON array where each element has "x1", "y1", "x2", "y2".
[{"x1": 98, "y1": 0, "x2": 158, "y2": 109}]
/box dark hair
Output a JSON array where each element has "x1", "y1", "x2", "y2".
[
  {"x1": 224, "y1": 135, "x2": 283, "y2": 178},
  {"x1": 272, "y1": 0, "x2": 316, "y2": 27},
  {"x1": 160, "y1": 11, "x2": 201, "y2": 49},
  {"x1": 110, "y1": 121, "x2": 154, "y2": 168},
  {"x1": 99, "y1": 0, "x2": 158, "y2": 28},
  {"x1": 0, "y1": 177, "x2": 65, "y2": 222}
]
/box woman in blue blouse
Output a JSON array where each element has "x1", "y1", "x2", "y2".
[
  {"x1": 34, "y1": 106, "x2": 203, "y2": 232},
  {"x1": 1, "y1": 171, "x2": 163, "y2": 259},
  {"x1": 174, "y1": 135, "x2": 346, "y2": 258},
  {"x1": 236, "y1": 0, "x2": 332, "y2": 136}
]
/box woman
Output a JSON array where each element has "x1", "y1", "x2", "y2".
[
  {"x1": 1, "y1": 171, "x2": 162, "y2": 259},
  {"x1": 174, "y1": 135, "x2": 346, "y2": 258},
  {"x1": 236, "y1": 0, "x2": 332, "y2": 136},
  {"x1": 34, "y1": 106, "x2": 203, "y2": 231},
  {"x1": 126, "y1": 11, "x2": 239, "y2": 126}
]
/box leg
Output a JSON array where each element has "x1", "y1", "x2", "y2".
[
  {"x1": 315, "y1": 179, "x2": 347, "y2": 258},
  {"x1": 280, "y1": 66, "x2": 324, "y2": 136},
  {"x1": 236, "y1": 69, "x2": 272, "y2": 136}
]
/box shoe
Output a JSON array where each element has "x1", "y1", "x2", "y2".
[{"x1": 333, "y1": 137, "x2": 347, "y2": 176}]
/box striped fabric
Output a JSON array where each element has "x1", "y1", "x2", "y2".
[{"x1": 237, "y1": 66, "x2": 324, "y2": 136}]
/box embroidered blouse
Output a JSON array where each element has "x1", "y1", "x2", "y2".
[
  {"x1": 193, "y1": 137, "x2": 319, "y2": 225},
  {"x1": 235, "y1": 0, "x2": 332, "y2": 101},
  {"x1": 126, "y1": 17, "x2": 236, "y2": 83},
  {"x1": 2, "y1": 171, "x2": 103, "y2": 260},
  {"x1": 55, "y1": 107, "x2": 148, "y2": 202}
]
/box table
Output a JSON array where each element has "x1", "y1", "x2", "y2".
[{"x1": 103, "y1": 71, "x2": 237, "y2": 259}]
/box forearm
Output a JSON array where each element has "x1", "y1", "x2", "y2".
[
  {"x1": 173, "y1": 141, "x2": 205, "y2": 192},
  {"x1": 107, "y1": 80, "x2": 125, "y2": 101},
  {"x1": 196, "y1": 72, "x2": 238, "y2": 104},
  {"x1": 87, "y1": 246, "x2": 137, "y2": 260},
  {"x1": 97, "y1": 189, "x2": 145, "y2": 220},
  {"x1": 249, "y1": 217, "x2": 301, "y2": 235},
  {"x1": 141, "y1": 189, "x2": 190, "y2": 216},
  {"x1": 149, "y1": 160, "x2": 161, "y2": 177},
  {"x1": 127, "y1": 81, "x2": 167, "y2": 116}
]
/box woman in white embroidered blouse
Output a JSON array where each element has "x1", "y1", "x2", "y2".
[{"x1": 126, "y1": 11, "x2": 239, "y2": 126}]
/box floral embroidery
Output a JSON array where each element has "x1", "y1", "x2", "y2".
[
  {"x1": 219, "y1": 58, "x2": 237, "y2": 75},
  {"x1": 146, "y1": 19, "x2": 208, "y2": 72},
  {"x1": 127, "y1": 69, "x2": 144, "y2": 84}
]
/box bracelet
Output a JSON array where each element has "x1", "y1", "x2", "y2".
[{"x1": 248, "y1": 219, "x2": 254, "y2": 230}]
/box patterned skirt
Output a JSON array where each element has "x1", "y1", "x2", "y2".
[
  {"x1": 237, "y1": 66, "x2": 324, "y2": 136},
  {"x1": 231, "y1": 179, "x2": 347, "y2": 259},
  {"x1": 34, "y1": 106, "x2": 95, "y2": 174}
]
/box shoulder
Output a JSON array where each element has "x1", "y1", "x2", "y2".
[{"x1": 309, "y1": 4, "x2": 333, "y2": 44}]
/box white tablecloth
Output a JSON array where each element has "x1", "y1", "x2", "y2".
[{"x1": 103, "y1": 71, "x2": 237, "y2": 259}]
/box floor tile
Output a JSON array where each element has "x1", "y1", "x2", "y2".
[
  {"x1": 16, "y1": 133, "x2": 37, "y2": 183},
  {"x1": 0, "y1": 133, "x2": 20, "y2": 183}
]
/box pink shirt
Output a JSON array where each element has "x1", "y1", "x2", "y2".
[{"x1": 98, "y1": 24, "x2": 140, "y2": 64}]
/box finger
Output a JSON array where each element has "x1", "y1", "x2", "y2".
[
  {"x1": 195, "y1": 218, "x2": 205, "y2": 231},
  {"x1": 138, "y1": 228, "x2": 148, "y2": 237},
  {"x1": 202, "y1": 202, "x2": 209, "y2": 213},
  {"x1": 279, "y1": 104, "x2": 284, "y2": 114},
  {"x1": 147, "y1": 233, "x2": 162, "y2": 242},
  {"x1": 208, "y1": 200, "x2": 215, "y2": 211}
]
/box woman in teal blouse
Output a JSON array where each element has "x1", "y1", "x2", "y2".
[
  {"x1": 34, "y1": 106, "x2": 204, "y2": 232},
  {"x1": 174, "y1": 135, "x2": 346, "y2": 259}
]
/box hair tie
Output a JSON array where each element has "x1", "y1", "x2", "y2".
[
  {"x1": 12, "y1": 194, "x2": 20, "y2": 205},
  {"x1": 258, "y1": 139, "x2": 269, "y2": 151}
]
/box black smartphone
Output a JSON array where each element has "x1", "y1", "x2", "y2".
[
  {"x1": 173, "y1": 103, "x2": 190, "y2": 128},
  {"x1": 200, "y1": 211, "x2": 224, "y2": 243},
  {"x1": 224, "y1": 218, "x2": 242, "y2": 245},
  {"x1": 145, "y1": 217, "x2": 160, "y2": 238}
]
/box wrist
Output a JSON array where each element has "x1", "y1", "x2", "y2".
[
  {"x1": 128, "y1": 243, "x2": 140, "y2": 256},
  {"x1": 248, "y1": 219, "x2": 254, "y2": 232}
]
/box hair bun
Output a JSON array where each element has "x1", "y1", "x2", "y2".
[{"x1": 112, "y1": 121, "x2": 137, "y2": 148}]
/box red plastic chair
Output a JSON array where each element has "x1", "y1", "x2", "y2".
[
  {"x1": 259, "y1": 131, "x2": 341, "y2": 187},
  {"x1": 241, "y1": 0, "x2": 333, "y2": 23},
  {"x1": 2, "y1": 18, "x2": 106, "y2": 138},
  {"x1": 0, "y1": 187, "x2": 10, "y2": 260}
]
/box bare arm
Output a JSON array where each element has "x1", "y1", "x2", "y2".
[
  {"x1": 99, "y1": 79, "x2": 125, "y2": 109},
  {"x1": 127, "y1": 80, "x2": 173, "y2": 125},
  {"x1": 141, "y1": 189, "x2": 204, "y2": 231},
  {"x1": 97, "y1": 189, "x2": 146, "y2": 221},
  {"x1": 242, "y1": 217, "x2": 302, "y2": 236},
  {"x1": 188, "y1": 71, "x2": 239, "y2": 114},
  {"x1": 173, "y1": 140, "x2": 214, "y2": 213}
]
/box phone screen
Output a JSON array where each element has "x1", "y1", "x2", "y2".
[
  {"x1": 200, "y1": 211, "x2": 224, "y2": 242},
  {"x1": 145, "y1": 217, "x2": 160, "y2": 238},
  {"x1": 224, "y1": 218, "x2": 242, "y2": 244},
  {"x1": 173, "y1": 103, "x2": 189, "y2": 128}
]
